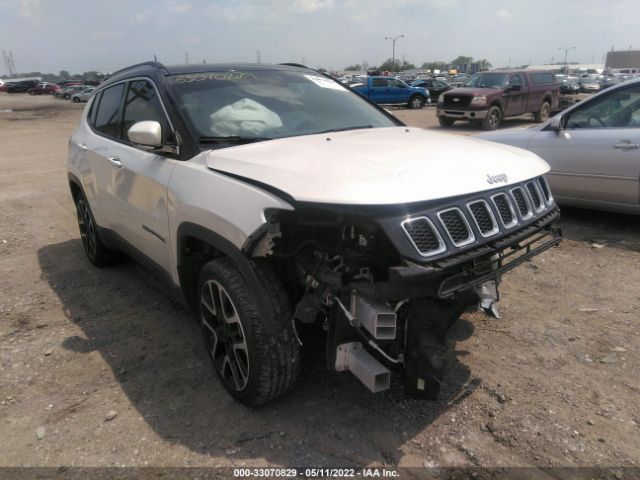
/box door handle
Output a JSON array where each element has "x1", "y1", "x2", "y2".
[
  {"x1": 613, "y1": 140, "x2": 640, "y2": 150},
  {"x1": 613, "y1": 142, "x2": 639, "y2": 149},
  {"x1": 108, "y1": 156, "x2": 122, "y2": 167},
  {"x1": 78, "y1": 143, "x2": 87, "y2": 151}
]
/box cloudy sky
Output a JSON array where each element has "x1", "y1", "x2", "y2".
[{"x1": 1, "y1": 0, "x2": 638, "y2": 75}]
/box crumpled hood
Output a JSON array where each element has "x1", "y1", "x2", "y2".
[{"x1": 205, "y1": 127, "x2": 550, "y2": 205}]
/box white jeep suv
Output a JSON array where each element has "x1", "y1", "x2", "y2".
[{"x1": 67, "y1": 62, "x2": 561, "y2": 406}]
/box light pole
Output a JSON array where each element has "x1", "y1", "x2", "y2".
[
  {"x1": 385, "y1": 34, "x2": 404, "y2": 73},
  {"x1": 559, "y1": 46, "x2": 576, "y2": 74}
]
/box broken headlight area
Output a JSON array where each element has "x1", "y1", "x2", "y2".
[{"x1": 244, "y1": 192, "x2": 561, "y2": 400}]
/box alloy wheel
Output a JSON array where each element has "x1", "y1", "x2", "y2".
[
  {"x1": 200, "y1": 280, "x2": 250, "y2": 391},
  {"x1": 76, "y1": 199, "x2": 96, "y2": 260}
]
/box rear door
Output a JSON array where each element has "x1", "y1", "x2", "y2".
[
  {"x1": 83, "y1": 83, "x2": 127, "y2": 229},
  {"x1": 528, "y1": 83, "x2": 640, "y2": 206}
]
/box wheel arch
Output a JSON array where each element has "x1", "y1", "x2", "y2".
[
  {"x1": 68, "y1": 172, "x2": 84, "y2": 202},
  {"x1": 176, "y1": 222, "x2": 280, "y2": 335},
  {"x1": 489, "y1": 101, "x2": 503, "y2": 113}
]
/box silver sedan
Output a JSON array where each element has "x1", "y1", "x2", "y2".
[
  {"x1": 476, "y1": 79, "x2": 640, "y2": 215},
  {"x1": 70, "y1": 87, "x2": 96, "y2": 103}
]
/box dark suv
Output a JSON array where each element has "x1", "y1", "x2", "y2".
[
  {"x1": 6, "y1": 80, "x2": 40, "y2": 93},
  {"x1": 437, "y1": 70, "x2": 559, "y2": 130}
]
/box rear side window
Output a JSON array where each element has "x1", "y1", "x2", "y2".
[
  {"x1": 122, "y1": 80, "x2": 171, "y2": 143},
  {"x1": 372, "y1": 78, "x2": 387, "y2": 87},
  {"x1": 530, "y1": 73, "x2": 556, "y2": 85},
  {"x1": 94, "y1": 84, "x2": 125, "y2": 139}
]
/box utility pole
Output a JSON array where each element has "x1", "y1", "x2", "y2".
[
  {"x1": 185, "y1": 52, "x2": 189, "y2": 64},
  {"x1": 1, "y1": 50, "x2": 8, "y2": 77},
  {"x1": 256, "y1": 50, "x2": 261, "y2": 64},
  {"x1": 384, "y1": 34, "x2": 404, "y2": 73},
  {"x1": 558, "y1": 46, "x2": 576, "y2": 74}
]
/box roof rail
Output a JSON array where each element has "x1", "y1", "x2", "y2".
[
  {"x1": 279, "y1": 63, "x2": 308, "y2": 69},
  {"x1": 107, "y1": 61, "x2": 166, "y2": 78}
]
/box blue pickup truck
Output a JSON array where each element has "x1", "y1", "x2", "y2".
[{"x1": 351, "y1": 76, "x2": 430, "y2": 109}]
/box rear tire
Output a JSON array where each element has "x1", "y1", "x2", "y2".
[
  {"x1": 534, "y1": 101, "x2": 551, "y2": 123},
  {"x1": 73, "y1": 96, "x2": 80, "y2": 103},
  {"x1": 73, "y1": 192, "x2": 121, "y2": 267},
  {"x1": 197, "y1": 258, "x2": 301, "y2": 406},
  {"x1": 481, "y1": 106, "x2": 502, "y2": 130}
]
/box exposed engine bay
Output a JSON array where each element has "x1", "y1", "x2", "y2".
[{"x1": 244, "y1": 178, "x2": 561, "y2": 399}]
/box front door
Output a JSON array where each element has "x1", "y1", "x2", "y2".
[
  {"x1": 529, "y1": 83, "x2": 640, "y2": 206},
  {"x1": 109, "y1": 79, "x2": 176, "y2": 274}
]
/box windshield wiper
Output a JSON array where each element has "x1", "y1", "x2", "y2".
[
  {"x1": 316, "y1": 125, "x2": 374, "y2": 134},
  {"x1": 199, "y1": 136, "x2": 272, "y2": 145}
]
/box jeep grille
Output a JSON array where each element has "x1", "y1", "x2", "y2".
[
  {"x1": 492, "y1": 193, "x2": 517, "y2": 228},
  {"x1": 511, "y1": 187, "x2": 532, "y2": 219},
  {"x1": 467, "y1": 200, "x2": 499, "y2": 237},
  {"x1": 526, "y1": 181, "x2": 543, "y2": 212},
  {"x1": 438, "y1": 208, "x2": 475, "y2": 247},
  {"x1": 398, "y1": 177, "x2": 556, "y2": 260},
  {"x1": 401, "y1": 217, "x2": 445, "y2": 256}
]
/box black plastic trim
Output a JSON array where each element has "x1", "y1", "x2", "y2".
[{"x1": 175, "y1": 222, "x2": 279, "y2": 335}]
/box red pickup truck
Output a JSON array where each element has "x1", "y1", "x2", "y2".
[{"x1": 437, "y1": 70, "x2": 559, "y2": 130}]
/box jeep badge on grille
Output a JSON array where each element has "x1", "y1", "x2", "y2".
[{"x1": 486, "y1": 173, "x2": 508, "y2": 184}]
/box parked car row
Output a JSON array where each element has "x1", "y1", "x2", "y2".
[{"x1": 1, "y1": 79, "x2": 99, "y2": 102}]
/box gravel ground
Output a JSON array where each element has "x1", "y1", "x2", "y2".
[{"x1": 0, "y1": 94, "x2": 638, "y2": 476}]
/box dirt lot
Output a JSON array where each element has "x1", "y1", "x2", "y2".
[{"x1": 1, "y1": 94, "x2": 639, "y2": 476}]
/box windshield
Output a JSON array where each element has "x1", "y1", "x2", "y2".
[
  {"x1": 463, "y1": 73, "x2": 509, "y2": 89},
  {"x1": 169, "y1": 70, "x2": 398, "y2": 144}
]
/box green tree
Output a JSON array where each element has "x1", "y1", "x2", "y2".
[
  {"x1": 379, "y1": 58, "x2": 416, "y2": 72},
  {"x1": 344, "y1": 64, "x2": 362, "y2": 71},
  {"x1": 451, "y1": 56, "x2": 473, "y2": 66},
  {"x1": 59, "y1": 70, "x2": 71, "y2": 79},
  {"x1": 476, "y1": 59, "x2": 493, "y2": 71}
]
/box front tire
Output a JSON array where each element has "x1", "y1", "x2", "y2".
[
  {"x1": 408, "y1": 95, "x2": 425, "y2": 109},
  {"x1": 481, "y1": 106, "x2": 502, "y2": 130},
  {"x1": 72, "y1": 96, "x2": 80, "y2": 103},
  {"x1": 198, "y1": 258, "x2": 300, "y2": 406}
]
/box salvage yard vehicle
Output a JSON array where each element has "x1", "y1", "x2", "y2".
[
  {"x1": 6, "y1": 79, "x2": 39, "y2": 93},
  {"x1": 67, "y1": 61, "x2": 561, "y2": 406},
  {"x1": 70, "y1": 86, "x2": 95, "y2": 103},
  {"x1": 351, "y1": 76, "x2": 430, "y2": 108},
  {"x1": 28, "y1": 82, "x2": 60, "y2": 95},
  {"x1": 55, "y1": 85, "x2": 87, "y2": 99},
  {"x1": 437, "y1": 70, "x2": 559, "y2": 130},
  {"x1": 477, "y1": 78, "x2": 640, "y2": 215}
]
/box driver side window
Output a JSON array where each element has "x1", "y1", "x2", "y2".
[{"x1": 566, "y1": 85, "x2": 640, "y2": 129}]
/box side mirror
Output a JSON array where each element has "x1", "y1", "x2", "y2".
[
  {"x1": 548, "y1": 114, "x2": 563, "y2": 132},
  {"x1": 507, "y1": 84, "x2": 521, "y2": 92},
  {"x1": 128, "y1": 121, "x2": 162, "y2": 148}
]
